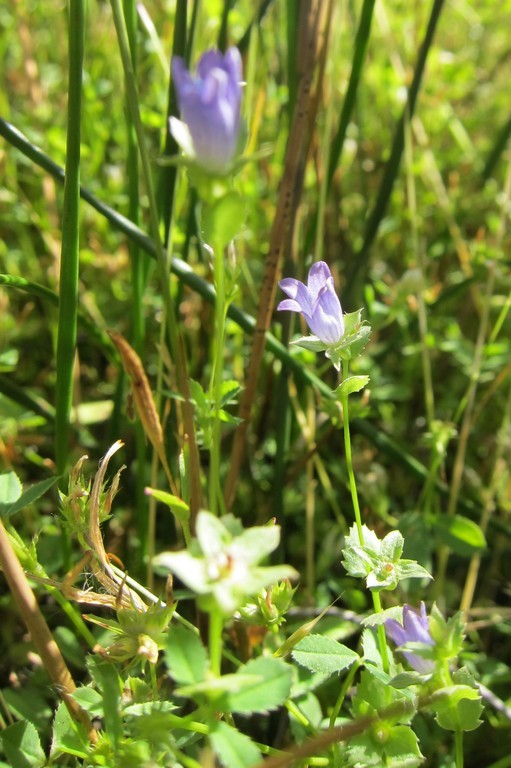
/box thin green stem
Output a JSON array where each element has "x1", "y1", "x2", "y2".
[
  {"x1": 341, "y1": 359, "x2": 389, "y2": 671},
  {"x1": 341, "y1": 360, "x2": 363, "y2": 544},
  {"x1": 371, "y1": 591, "x2": 390, "y2": 672},
  {"x1": 209, "y1": 610, "x2": 224, "y2": 677},
  {"x1": 209, "y1": 242, "x2": 228, "y2": 516},
  {"x1": 329, "y1": 659, "x2": 360, "y2": 728},
  {"x1": 150, "y1": 662, "x2": 158, "y2": 698},
  {"x1": 55, "y1": 0, "x2": 85, "y2": 477},
  {"x1": 455, "y1": 728, "x2": 464, "y2": 768}
]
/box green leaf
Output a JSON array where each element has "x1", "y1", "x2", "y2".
[
  {"x1": 381, "y1": 530, "x2": 404, "y2": 562},
  {"x1": 433, "y1": 515, "x2": 486, "y2": 556},
  {"x1": 361, "y1": 606, "x2": 403, "y2": 627},
  {"x1": 201, "y1": 191, "x2": 246, "y2": 250},
  {"x1": 209, "y1": 721, "x2": 261, "y2": 768},
  {"x1": 390, "y1": 672, "x2": 429, "y2": 689},
  {"x1": 432, "y1": 684, "x2": 483, "y2": 732},
  {"x1": 71, "y1": 687, "x2": 103, "y2": 716},
  {"x1": 291, "y1": 335, "x2": 328, "y2": 352},
  {"x1": 0, "y1": 471, "x2": 22, "y2": 515},
  {"x1": 292, "y1": 634, "x2": 360, "y2": 676},
  {"x1": 1, "y1": 721, "x2": 46, "y2": 768},
  {"x1": 176, "y1": 673, "x2": 261, "y2": 704},
  {"x1": 145, "y1": 487, "x2": 190, "y2": 526},
  {"x1": 51, "y1": 701, "x2": 89, "y2": 760},
  {"x1": 189, "y1": 378, "x2": 208, "y2": 412},
  {"x1": 4, "y1": 475, "x2": 59, "y2": 518},
  {"x1": 219, "y1": 380, "x2": 243, "y2": 407},
  {"x1": 334, "y1": 374, "x2": 370, "y2": 399},
  {"x1": 86, "y1": 658, "x2": 123, "y2": 746},
  {"x1": 384, "y1": 724, "x2": 424, "y2": 766},
  {"x1": 164, "y1": 624, "x2": 208, "y2": 685},
  {"x1": 224, "y1": 656, "x2": 292, "y2": 713},
  {"x1": 396, "y1": 560, "x2": 433, "y2": 582},
  {"x1": 1, "y1": 686, "x2": 52, "y2": 731}
]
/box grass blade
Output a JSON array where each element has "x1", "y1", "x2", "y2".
[
  {"x1": 54, "y1": 0, "x2": 85, "y2": 476},
  {"x1": 348, "y1": 0, "x2": 446, "y2": 293},
  {"x1": 327, "y1": 0, "x2": 376, "y2": 184}
]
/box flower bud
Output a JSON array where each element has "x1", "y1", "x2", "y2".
[{"x1": 171, "y1": 47, "x2": 243, "y2": 175}]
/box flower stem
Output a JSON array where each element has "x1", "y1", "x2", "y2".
[
  {"x1": 329, "y1": 659, "x2": 361, "y2": 728},
  {"x1": 341, "y1": 360, "x2": 363, "y2": 544},
  {"x1": 455, "y1": 728, "x2": 464, "y2": 768},
  {"x1": 209, "y1": 241, "x2": 228, "y2": 517},
  {"x1": 341, "y1": 360, "x2": 389, "y2": 672},
  {"x1": 209, "y1": 609, "x2": 224, "y2": 677},
  {"x1": 371, "y1": 591, "x2": 390, "y2": 673}
]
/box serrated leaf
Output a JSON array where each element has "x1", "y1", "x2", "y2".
[
  {"x1": 209, "y1": 721, "x2": 261, "y2": 768},
  {"x1": 433, "y1": 515, "x2": 486, "y2": 556},
  {"x1": 334, "y1": 375, "x2": 370, "y2": 400},
  {"x1": 224, "y1": 657, "x2": 292, "y2": 713},
  {"x1": 292, "y1": 634, "x2": 359, "y2": 676},
  {"x1": 1, "y1": 721, "x2": 46, "y2": 768},
  {"x1": 165, "y1": 625, "x2": 208, "y2": 685},
  {"x1": 384, "y1": 724, "x2": 423, "y2": 765},
  {"x1": 51, "y1": 701, "x2": 89, "y2": 759},
  {"x1": 219, "y1": 380, "x2": 242, "y2": 406},
  {"x1": 361, "y1": 606, "x2": 403, "y2": 627},
  {"x1": 188, "y1": 378, "x2": 208, "y2": 411}
]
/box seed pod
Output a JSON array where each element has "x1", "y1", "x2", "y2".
[{"x1": 108, "y1": 330, "x2": 178, "y2": 495}]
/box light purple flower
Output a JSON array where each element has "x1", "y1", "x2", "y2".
[
  {"x1": 386, "y1": 603, "x2": 435, "y2": 673},
  {"x1": 171, "y1": 48, "x2": 242, "y2": 174},
  {"x1": 277, "y1": 261, "x2": 345, "y2": 345}
]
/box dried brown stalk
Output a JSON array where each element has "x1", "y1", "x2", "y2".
[
  {"x1": 224, "y1": 0, "x2": 330, "y2": 509},
  {"x1": 0, "y1": 518, "x2": 98, "y2": 744},
  {"x1": 108, "y1": 330, "x2": 179, "y2": 496},
  {"x1": 251, "y1": 698, "x2": 415, "y2": 768}
]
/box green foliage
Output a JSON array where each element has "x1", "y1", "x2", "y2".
[
  {"x1": 0, "y1": 721, "x2": 46, "y2": 768},
  {"x1": 292, "y1": 634, "x2": 360, "y2": 676},
  {"x1": 209, "y1": 721, "x2": 261, "y2": 768},
  {"x1": 342, "y1": 524, "x2": 432, "y2": 591},
  {"x1": 1, "y1": 1, "x2": 510, "y2": 765},
  {"x1": 432, "y1": 514, "x2": 487, "y2": 556},
  {"x1": 188, "y1": 377, "x2": 243, "y2": 448},
  {"x1": 165, "y1": 625, "x2": 208, "y2": 685},
  {"x1": 0, "y1": 471, "x2": 23, "y2": 513}
]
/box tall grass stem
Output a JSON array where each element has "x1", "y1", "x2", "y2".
[
  {"x1": 55, "y1": 0, "x2": 85, "y2": 477},
  {"x1": 110, "y1": 0, "x2": 202, "y2": 526},
  {"x1": 209, "y1": 242, "x2": 228, "y2": 517}
]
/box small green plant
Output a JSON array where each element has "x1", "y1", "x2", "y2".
[{"x1": 1, "y1": 2, "x2": 510, "y2": 767}]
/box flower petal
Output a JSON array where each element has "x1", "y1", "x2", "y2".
[
  {"x1": 307, "y1": 261, "x2": 332, "y2": 300},
  {"x1": 278, "y1": 278, "x2": 313, "y2": 314},
  {"x1": 171, "y1": 49, "x2": 242, "y2": 174},
  {"x1": 277, "y1": 299, "x2": 305, "y2": 313}
]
